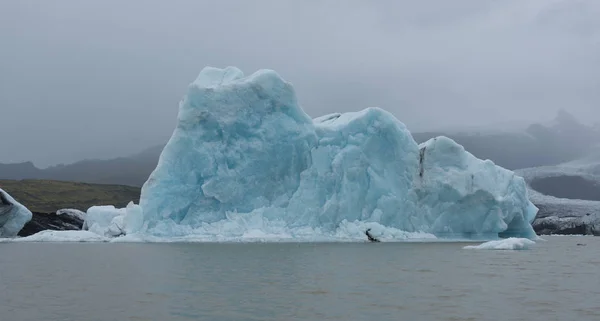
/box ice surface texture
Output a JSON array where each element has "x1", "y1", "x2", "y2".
[
  {"x1": 0, "y1": 188, "x2": 32, "y2": 237},
  {"x1": 13, "y1": 230, "x2": 109, "y2": 242},
  {"x1": 56, "y1": 208, "x2": 86, "y2": 221},
  {"x1": 84, "y1": 202, "x2": 143, "y2": 237},
  {"x1": 139, "y1": 66, "x2": 538, "y2": 240},
  {"x1": 463, "y1": 238, "x2": 536, "y2": 250}
]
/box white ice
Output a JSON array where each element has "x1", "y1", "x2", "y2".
[
  {"x1": 516, "y1": 144, "x2": 600, "y2": 184},
  {"x1": 463, "y1": 238, "x2": 536, "y2": 250},
  {"x1": 56, "y1": 208, "x2": 86, "y2": 220},
  {"x1": 83, "y1": 202, "x2": 143, "y2": 237},
  {"x1": 121, "y1": 212, "x2": 438, "y2": 242},
  {"x1": 516, "y1": 147, "x2": 600, "y2": 223},
  {"x1": 0, "y1": 188, "x2": 32, "y2": 237},
  {"x1": 13, "y1": 230, "x2": 109, "y2": 242}
]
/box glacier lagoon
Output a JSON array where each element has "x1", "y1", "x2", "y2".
[
  {"x1": 1, "y1": 66, "x2": 538, "y2": 243},
  {"x1": 1, "y1": 236, "x2": 599, "y2": 321}
]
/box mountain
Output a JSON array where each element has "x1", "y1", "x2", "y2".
[
  {"x1": 414, "y1": 109, "x2": 600, "y2": 170},
  {"x1": 0, "y1": 161, "x2": 43, "y2": 180},
  {"x1": 42, "y1": 145, "x2": 163, "y2": 186},
  {"x1": 0, "y1": 145, "x2": 162, "y2": 187},
  {"x1": 0, "y1": 110, "x2": 597, "y2": 187}
]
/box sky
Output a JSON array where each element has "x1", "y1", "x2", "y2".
[{"x1": 1, "y1": 0, "x2": 599, "y2": 167}]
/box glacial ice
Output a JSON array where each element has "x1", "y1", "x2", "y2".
[
  {"x1": 515, "y1": 151, "x2": 600, "y2": 235},
  {"x1": 0, "y1": 188, "x2": 32, "y2": 237},
  {"x1": 463, "y1": 238, "x2": 536, "y2": 250},
  {"x1": 533, "y1": 213, "x2": 600, "y2": 236},
  {"x1": 132, "y1": 66, "x2": 538, "y2": 241},
  {"x1": 515, "y1": 145, "x2": 600, "y2": 184},
  {"x1": 83, "y1": 202, "x2": 143, "y2": 237},
  {"x1": 56, "y1": 208, "x2": 86, "y2": 221},
  {"x1": 14, "y1": 230, "x2": 109, "y2": 242},
  {"x1": 83, "y1": 205, "x2": 123, "y2": 236}
]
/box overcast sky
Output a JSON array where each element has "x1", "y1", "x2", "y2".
[{"x1": 1, "y1": 0, "x2": 599, "y2": 167}]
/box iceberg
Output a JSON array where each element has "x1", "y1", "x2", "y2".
[
  {"x1": 463, "y1": 238, "x2": 536, "y2": 250},
  {"x1": 129, "y1": 66, "x2": 537, "y2": 241},
  {"x1": 83, "y1": 205, "x2": 124, "y2": 237},
  {"x1": 0, "y1": 188, "x2": 32, "y2": 237},
  {"x1": 83, "y1": 202, "x2": 143, "y2": 237}
]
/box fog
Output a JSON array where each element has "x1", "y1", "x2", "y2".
[{"x1": 1, "y1": 0, "x2": 599, "y2": 167}]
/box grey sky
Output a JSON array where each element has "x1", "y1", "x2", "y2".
[{"x1": 1, "y1": 0, "x2": 599, "y2": 167}]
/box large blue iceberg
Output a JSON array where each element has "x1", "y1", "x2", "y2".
[
  {"x1": 0, "y1": 188, "x2": 32, "y2": 237},
  {"x1": 137, "y1": 66, "x2": 537, "y2": 241}
]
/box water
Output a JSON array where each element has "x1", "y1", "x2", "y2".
[{"x1": 1, "y1": 236, "x2": 599, "y2": 321}]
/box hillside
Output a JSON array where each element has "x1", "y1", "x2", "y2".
[
  {"x1": 413, "y1": 110, "x2": 600, "y2": 170},
  {"x1": 0, "y1": 179, "x2": 141, "y2": 213},
  {"x1": 0, "y1": 145, "x2": 162, "y2": 187}
]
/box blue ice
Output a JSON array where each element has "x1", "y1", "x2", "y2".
[
  {"x1": 134, "y1": 66, "x2": 537, "y2": 241},
  {"x1": 0, "y1": 188, "x2": 32, "y2": 237}
]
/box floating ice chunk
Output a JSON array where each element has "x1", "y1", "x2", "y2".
[
  {"x1": 0, "y1": 188, "x2": 33, "y2": 237},
  {"x1": 84, "y1": 202, "x2": 143, "y2": 237},
  {"x1": 84, "y1": 205, "x2": 125, "y2": 236},
  {"x1": 56, "y1": 208, "x2": 86, "y2": 220},
  {"x1": 14, "y1": 230, "x2": 109, "y2": 242},
  {"x1": 134, "y1": 66, "x2": 538, "y2": 241},
  {"x1": 463, "y1": 238, "x2": 536, "y2": 250}
]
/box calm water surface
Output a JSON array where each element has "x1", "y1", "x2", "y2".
[{"x1": 1, "y1": 236, "x2": 599, "y2": 321}]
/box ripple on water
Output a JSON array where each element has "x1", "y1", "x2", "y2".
[
  {"x1": 473, "y1": 272, "x2": 499, "y2": 278},
  {"x1": 299, "y1": 290, "x2": 329, "y2": 295},
  {"x1": 0, "y1": 236, "x2": 598, "y2": 321},
  {"x1": 575, "y1": 308, "x2": 600, "y2": 317}
]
